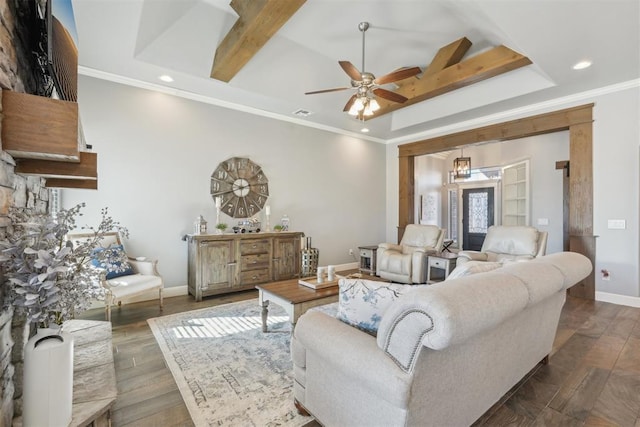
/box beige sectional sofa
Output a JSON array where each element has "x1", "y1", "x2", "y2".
[{"x1": 291, "y1": 252, "x2": 592, "y2": 427}]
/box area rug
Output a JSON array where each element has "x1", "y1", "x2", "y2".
[{"x1": 147, "y1": 299, "x2": 312, "y2": 426}]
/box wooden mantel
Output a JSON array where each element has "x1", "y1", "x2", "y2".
[
  {"x1": 0, "y1": 90, "x2": 99, "y2": 189},
  {"x1": 1, "y1": 90, "x2": 79, "y2": 161}
]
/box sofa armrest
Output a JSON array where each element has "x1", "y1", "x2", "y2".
[
  {"x1": 127, "y1": 257, "x2": 161, "y2": 276},
  {"x1": 456, "y1": 250, "x2": 488, "y2": 265},
  {"x1": 378, "y1": 242, "x2": 402, "y2": 252},
  {"x1": 295, "y1": 310, "x2": 413, "y2": 408},
  {"x1": 377, "y1": 275, "x2": 532, "y2": 364},
  {"x1": 376, "y1": 307, "x2": 434, "y2": 373}
]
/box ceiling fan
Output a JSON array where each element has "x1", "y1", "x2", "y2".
[{"x1": 305, "y1": 22, "x2": 422, "y2": 118}]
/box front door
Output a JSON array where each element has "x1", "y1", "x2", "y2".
[{"x1": 462, "y1": 187, "x2": 495, "y2": 250}]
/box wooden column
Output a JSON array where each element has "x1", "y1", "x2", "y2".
[
  {"x1": 397, "y1": 155, "x2": 414, "y2": 241},
  {"x1": 567, "y1": 121, "x2": 595, "y2": 299}
]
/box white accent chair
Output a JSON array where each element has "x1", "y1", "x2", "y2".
[
  {"x1": 457, "y1": 225, "x2": 548, "y2": 266},
  {"x1": 67, "y1": 232, "x2": 164, "y2": 321},
  {"x1": 376, "y1": 224, "x2": 446, "y2": 284}
]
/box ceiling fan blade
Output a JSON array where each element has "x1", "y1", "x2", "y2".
[
  {"x1": 339, "y1": 61, "x2": 362, "y2": 81},
  {"x1": 373, "y1": 88, "x2": 408, "y2": 104},
  {"x1": 305, "y1": 87, "x2": 350, "y2": 95},
  {"x1": 374, "y1": 66, "x2": 422, "y2": 85},
  {"x1": 343, "y1": 94, "x2": 357, "y2": 112}
]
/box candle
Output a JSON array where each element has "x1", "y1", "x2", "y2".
[
  {"x1": 265, "y1": 205, "x2": 271, "y2": 215},
  {"x1": 215, "y1": 197, "x2": 221, "y2": 209},
  {"x1": 328, "y1": 265, "x2": 335, "y2": 281}
]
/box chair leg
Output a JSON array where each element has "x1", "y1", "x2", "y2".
[{"x1": 159, "y1": 288, "x2": 164, "y2": 311}]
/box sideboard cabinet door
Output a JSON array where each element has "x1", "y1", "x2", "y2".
[
  {"x1": 188, "y1": 239, "x2": 235, "y2": 301},
  {"x1": 273, "y1": 235, "x2": 301, "y2": 281}
]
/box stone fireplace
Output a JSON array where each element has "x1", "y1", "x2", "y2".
[{"x1": 0, "y1": 0, "x2": 54, "y2": 423}]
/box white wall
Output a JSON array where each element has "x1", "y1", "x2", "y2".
[
  {"x1": 64, "y1": 76, "x2": 387, "y2": 288},
  {"x1": 386, "y1": 84, "x2": 640, "y2": 298},
  {"x1": 592, "y1": 88, "x2": 639, "y2": 297}
]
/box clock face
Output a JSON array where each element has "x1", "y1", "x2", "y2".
[{"x1": 210, "y1": 157, "x2": 269, "y2": 218}]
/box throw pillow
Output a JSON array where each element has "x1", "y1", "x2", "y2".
[
  {"x1": 91, "y1": 244, "x2": 134, "y2": 279},
  {"x1": 446, "y1": 261, "x2": 503, "y2": 280},
  {"x1": 336, "y1": 279, "x2": 422, "y2": 335}
]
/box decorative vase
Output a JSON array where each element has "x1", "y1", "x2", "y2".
[
  {"x1": 23, "y1": 326, "x2": 74, "y2": 427},
  {"x1": 301, "y1": 237, "x2": 319, "y2": 277}
]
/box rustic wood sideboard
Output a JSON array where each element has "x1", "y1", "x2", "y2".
[{"x1": 186, "y1": 231, "x2": 304, "y2": 301}]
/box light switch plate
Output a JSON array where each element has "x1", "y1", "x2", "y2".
[
  {"x1": 607, "y1": 219, "x2": 626, "y2": 229},
  {"x1": 537, "y1": 218, "x2": 549, "y2": 226}
]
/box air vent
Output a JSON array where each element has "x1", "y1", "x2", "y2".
[{"x1": 292, "y1": 109, "x2": 313, "y2": 117}]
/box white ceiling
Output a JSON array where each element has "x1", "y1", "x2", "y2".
[{"x1": 72, "y1": 0, "x2": 640, "y2": 143}]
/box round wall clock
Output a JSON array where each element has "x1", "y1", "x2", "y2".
[{"x1": 210, "y1": 157, "x2": 269, "y2": 218}]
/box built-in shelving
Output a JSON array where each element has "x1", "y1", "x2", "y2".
[{"x1": 502, "y1": 160, "x2": 529, "y2": 226}]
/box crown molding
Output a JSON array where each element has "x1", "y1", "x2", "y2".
[
  {"x1": 77, "y1": 66, "x2": 386, "y2": 144},
  {"x1": 387, "y1": 79, "x2": 640, "y2": 146},
  {"x1": 78, "y1": 67, "x2": 637, "y2": 146}
]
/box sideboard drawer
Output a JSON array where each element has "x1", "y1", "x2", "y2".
[
  {"x1": 240, "y1": 239, "x2": 270, "y2": 255},
  {"x1": 240, "y1": 253, "x2": 270, "y2": 271},
  {"x1": 240, "y1": 268, "x2": 270, "y2": 285}
]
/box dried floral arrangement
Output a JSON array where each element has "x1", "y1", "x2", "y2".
[{"x1": 0, "y1": 203, "x2": 128, "y2": 326}]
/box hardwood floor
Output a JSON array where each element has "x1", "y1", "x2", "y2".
[{"x1": 78, "y1": 292, "x2": 640, "y2": 426}]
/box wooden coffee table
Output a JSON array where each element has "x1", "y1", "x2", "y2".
[{"x1": 256, "y1": 277, "x2": 340, "y2": 332}]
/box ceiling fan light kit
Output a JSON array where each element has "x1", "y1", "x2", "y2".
[{"x1": 306, "y1": 21, "x2": 421, "y2": 120}]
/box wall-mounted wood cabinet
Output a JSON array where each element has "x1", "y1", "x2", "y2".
[
  {"x1": 1, "y1": 90, "x2": 79, "y2": 160},
  {"x1": 0, "y1": 90, "x2": 98, "y2": 189},
  {"x1": 187, "y1": 231, "x2": 303, "y2": 301}
]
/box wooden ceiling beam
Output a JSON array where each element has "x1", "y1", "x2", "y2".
[
  {"x1": 372, "y1": 43, "x2": 531, "y2": 119},
  {"x1": 210, "y1": 0, "x2": 306, "y2": 82},
  {"x1": 421, "y1": 36, "x2": 472, "y2": 79}
]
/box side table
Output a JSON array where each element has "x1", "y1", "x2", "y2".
[
  {"x1": 426, "y1": 252, "x2": 458, "y2": 283},
  {"x1": 358, "y1": 245, "x2": 378, "y2": 276}
]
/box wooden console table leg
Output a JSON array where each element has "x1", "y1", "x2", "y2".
[{"x1": 261, "y1": 300, "x2": 269, "y2": 333}]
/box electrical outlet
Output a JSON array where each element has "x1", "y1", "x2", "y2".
[
  {"x1": 601, "y1": 269, "x2": 610, "y2": 281},
  {"x1": 349, "y1": 248, "x2": 354, "y2": 256}
]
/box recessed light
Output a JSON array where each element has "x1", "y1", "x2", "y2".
[
  {"x1": 361, "y1": 128, "x2": 370, "y2": 133},
  {"x1": 159, "y1": 75, "x2": 174, "y2": 82},
  {"x1": 572, "y1": 60, "x2": 592, "y2": 70}
]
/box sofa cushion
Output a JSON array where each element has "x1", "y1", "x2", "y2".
[
  {"x1": 91, "y1": 244, "x2": 134, "y2": 279},
  {"x1": 336, "y1": 279, "x2": 423, "y2": 335},
  {"x1": 446, "y1": 261, "x2": 503, "y2": 280},
  {"x1": 105, "y1": 273, "x2": 162, "y2": 298},
  {"x1": 400, "y1": 224, "x2": 441, "y2": 248},
  {"x1": 482, "y1": 226, "x2": 539, "y2": 256}
]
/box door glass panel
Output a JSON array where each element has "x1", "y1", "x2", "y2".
[
  {"x1": 468, "y1": 192, "x2": 489, "y2": 233},
  {"x1": 448, "y1": 189, "x2": 458, "y2": 241}
]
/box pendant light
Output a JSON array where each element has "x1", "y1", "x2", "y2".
[{"x1": 453, "y1": 149, "x2": 471, "y2": 179}]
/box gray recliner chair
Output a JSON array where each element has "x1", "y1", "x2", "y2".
[
  {"x1": 376, "y1": 224, "x2": 445, "y2": 284},
  {"x1": 457, "y1": 225, "x2": 548, "y2": 266}
]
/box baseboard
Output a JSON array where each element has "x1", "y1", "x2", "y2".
[
  {"x1": 595, "y1": 291, "x2": 640, "y2": 308},
  {"x1": 88, "y1": 263, "x2": 360, "y2": 308}
]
